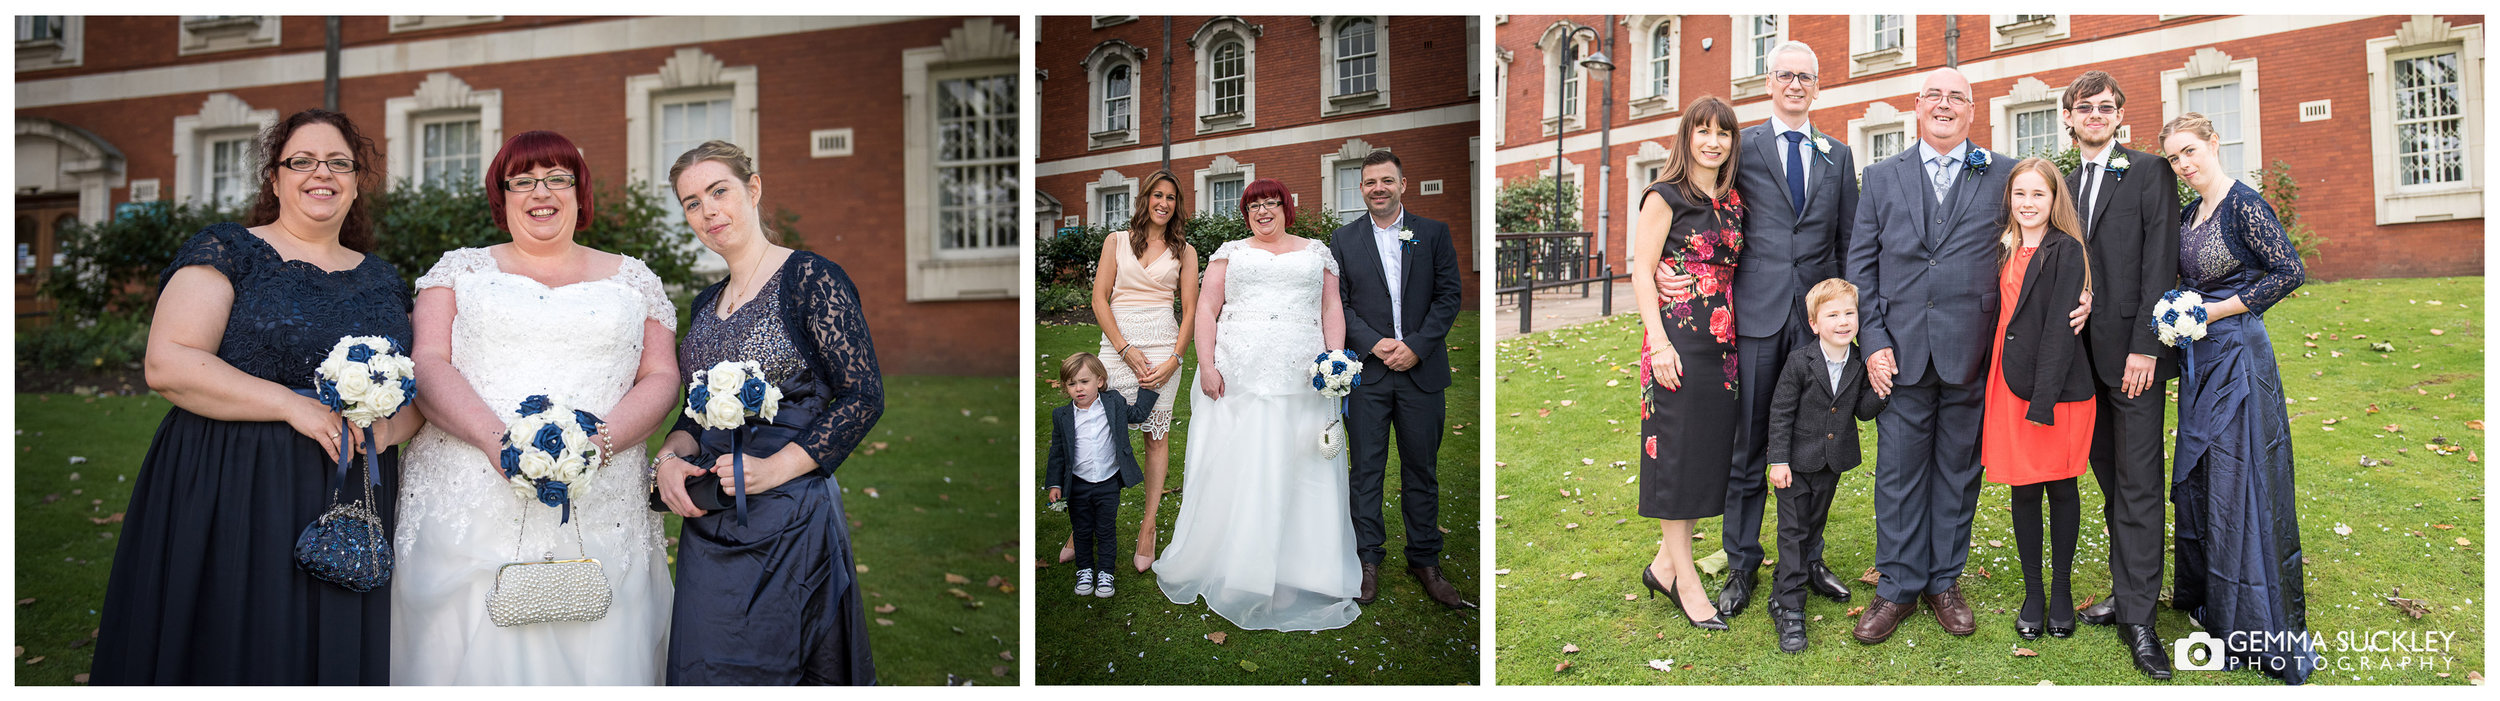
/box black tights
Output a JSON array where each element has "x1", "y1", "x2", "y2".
[{"x1": 2012, "y1": 478, "x2": 2080, "y2": 622}]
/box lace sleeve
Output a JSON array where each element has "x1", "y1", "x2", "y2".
[
  {"x1": 158, "y1": 223, "x2": 259, "y2": 291},
  {"x1": 787, "y1": 255, "x2": 885, "y2": 472},
  {"x1": 1208, "y1": 239, "x2": 1245, "y2": 263},
  {"x1": 2228, "y1": 185, "x2": 2304, "y2": 314},
  {"x1": 1308, "y1": 239, "x2": 1341, "y2": 276},
  {"x1": 614, "y1": 256, "x2": 678, "y2": 332},
  {"x1": 413, "y1": 247, "x2": 494, "y2": 292}
]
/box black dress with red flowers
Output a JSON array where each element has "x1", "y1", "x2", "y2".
[{"x1": 1637, "y1": 181, "x2": 1745, "y2": 520}]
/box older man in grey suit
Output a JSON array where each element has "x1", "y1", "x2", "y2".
[{"x1": 1842, "y1": 67, "x2": 2011, "y2": 645}]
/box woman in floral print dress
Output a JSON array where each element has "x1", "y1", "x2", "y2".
[{"x1": 1631, "y1": 95, "x2": 1746, "y2": 631}]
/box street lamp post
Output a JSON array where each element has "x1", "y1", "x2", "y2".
[{"x1": 1549, "y1": 22, "x2": 1612, "y2": 301}]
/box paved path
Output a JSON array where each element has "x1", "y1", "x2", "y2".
[{"x1": 1492, "y1": 281, "x2": 1638, "y2": 340}]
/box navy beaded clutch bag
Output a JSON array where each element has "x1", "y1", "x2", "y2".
[{"x1": 293, "y1": 412, "x2": 394, "y2": 592}]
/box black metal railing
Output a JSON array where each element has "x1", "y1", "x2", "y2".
[{"x1": 1494, "y1": 231, "x2": 1627, "y2": 335}]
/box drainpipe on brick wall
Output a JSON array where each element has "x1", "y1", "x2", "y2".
[
  {"x1": 1160, "y1": 17, "x2": 1173, "y2": 173},
  {"x1": 324, "y1": 17, "x2": 341, "y2": 111},
  {"x1": 1597, "y1": 16, "x2": 1616, "y2": 316},
  {"x1": 1944, "y1": 16, "x2": 1959, "y2": 68}
]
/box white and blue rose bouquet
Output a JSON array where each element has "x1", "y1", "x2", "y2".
[
  {"x1": 2152, "y1": 290, "x2": 2210, "y2": 348},
  {"x1": 314, "y1": 336, "x2": 418, "y2": 428},
  {"x1": 682, "y1": 360, "x2": 782, "y2": 523},
  {"x1": 1311, "y1": 350, "x2": 1363, "y2": 458},
  {"x1": 498, "y1": 394, "x2": 608, "y2": 523}
]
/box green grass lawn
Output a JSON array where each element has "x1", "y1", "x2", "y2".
[
  {"x1": 1033, "y1": 312, "x2": 1482, "y2": 685},
  {"x1": 1493, "y1": 277, "x2": 2485, "y2": 685},
  {"x1": 12, "y1": 374, "x2": 1018, "y2": 686}
]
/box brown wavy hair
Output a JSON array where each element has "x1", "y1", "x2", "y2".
[
  {"x1": 245, "y1": 109, "x2": 383, "y2": 253},
  {"x1": 1125, "y1": 170, "x2": 1188, "y2": 262},
  {"x1": 1652, "y1": 95, "x2": 1742, "y2": 205}
]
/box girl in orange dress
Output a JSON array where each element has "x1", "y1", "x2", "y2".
[{"x1": 1981, "y1": 158, "x2": 2096, "y2": 640}]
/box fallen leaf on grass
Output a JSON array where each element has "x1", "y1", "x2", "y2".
[
  {"x1": 1555, "y1": 661, "x2": 1573, "y2": 672},
  {"x1": 2013, "y1": 647, "x2": 2039, "y2": 657},
  {"x1": 1987, "y1": 539, "x2": 2003, "y2": 548},
  {"x1": 2466, "y1": 670, "x2": 2482, "y2": 684},
  {"x1": 2471, "y1": 420, "x2": 2486, "y2": 431},
  {"x1": 2435, "y1": 524, "x2": 2455, "y2": 530},
  {"x1": 1858, "y1": 567, "x2": 1882, "y2": 586},
  {"x1": 15, "y1": 598, "x2": 32, "y2": 606},
  {"x1": 25, "y1": 656, "x2": 43, "y2": 665},
  {"x1": 874, "y1": 603, "x2": 896, "y2": 613},
  {"x1": 73, "y1": 673, "x2": 88, "y2": 683},
  {"x1": 1648, "y1": 659, "x2": 1673, "y2": 671},
  {"x1": 985, "y1": 574, "x2": 1005, "y2": 588},
  {"x1": 1562, "y1": 643, "x2": 1580, "y2": 653},
  {"x1": 946, "y1": 588, "x2": 974, "y2": 600},
  {"x1": 1565, "y1": 523, "x2": 1580, "y2": 530},
  {"x1": 1206, "y1": 632, "x2": 1227, "y2": 645},
  {"x1": 1847, "y1": 605, "x2": 1867, "y2": 617},
  {"x1": 2387, "y1": 591, "x2": 2432, "y2": 619},
  {"x1": 1494, "y1": 568, "x2": 1511, "y2": 575},
  {"x1": 1567, "y1": 571, "x2": 1589, "y2": 581},
  {"x1": 864, "y1": 487, "x2": 880, "y2": 498},
  {"x1": 875, "y1": 618, "x2": 895, "y2": 626},
  {"x1": 944, "y1": 573, "x2": 971, "y2": 584},
  {"x1": 2458, "y1": 538, "x2": 2474, "y2": 546},
  {"x1": 1623, "y1": 594, "x2": 1638, "y2": 600},
  {"x1": 1239, "y1": 660, "x2": 1260, "y2": 672},
  {"x1": 90, "y1": 512, "x2": 123, "y2": 525},
  {"x1": 2077, "y1": 594, "x2": 2098, "y2": 611}
]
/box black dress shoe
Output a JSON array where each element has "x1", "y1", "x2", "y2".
[
  {"x1": 1666, "y1": 580, "x2": 1729, "y2": 631},
  {"x1": 1355, "y1": 563, "x2": 1379, "y2": 605},
  {"x1": 1805, "y1": 561, "x2": 1852, "y2": 602},
  {"x1": 2122, "y1": 623, "x2": 2173, "y2": 680},
  {"x1": 1713, "y1": 567, "x2": 1758, "y2": 618},
  {"x1": 2078, "y1": 593, "x2": 2118, "y2": 625},
  {"x1": 1774, "y1": 606, "x2": 1809, "y2": 653}
]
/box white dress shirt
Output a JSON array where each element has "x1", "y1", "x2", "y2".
[
  {"x1": 2078, "y1": 144, "x2": 2114, "y2": 228},
  {"x1": 1370, "y1": 208, "x2": 1408, "y2": 340},
  {"x1": 1071, "y1": 398, "x2": 1116, "y2": 483},
  {"x1": 1769, "y1": 114, "x2": 1813, "y2": 203}
]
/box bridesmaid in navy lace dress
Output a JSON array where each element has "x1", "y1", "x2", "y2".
[
  {"x1": 92, "y1": 110, "x2": 422, "y2": 685},
  {"x1": 652, "y1": 141, "x2": 885, "y2": 685},
  {"x1": 2159, "y1": 114, "x2": 2319, "y2": 684}
]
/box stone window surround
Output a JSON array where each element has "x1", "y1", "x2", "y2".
[
  {"x1": 171, "y1": 92, "x2": 278, "y2": 206},
  {"x1": 903, "y1": 17, "x2": 1019, "y2": 302},
  {"x1": 178, "y1": 15, "x2": 281, "y2": 57},
  {"x1": 1318, "y1": 138, "x2": 1386, "y2": 222},
  {"x1": 2159, "y1": 48, "x2": 2263, "y2": 186},
  {"x1": 1730, "y1": 15, "x2": 1788, "y2": 100},
  {"x1": 1082, "y1": 40, "x2": 1147, "y2": 150},
  {"x1": 17, "y1": 15, "x2": 83, "y2": 71},
  {"x1": 1193, "y1": 154, "x2": 1258, "y2": 217},
  {"x1": 1988, "y1": 76, "x2": 2069, "y2": 159},
  {"x1": 1625, "y1": 15, "x2": 1681, "y2": 120},
  {"x1": 2365, "y1": 16, "x2": 2483, "y2": 225},
  {"x1": 1846, "y1": 100, "x2": 1920, "y2": 179},
  {"x1": 1990, "y1": 14, "x2": 2070, "y2": 51},
  {"x1": 1085, "y1": 169, "x2": 1139, "y2": 228},
  {"x1": 1189, "y1": 17, "x2": 1261, "y2": 135},
  {"x1": 383, "y1": 72, "x2": 504, "y2": 190},
  {"x1": 1850, "y1": 14, "x2": 1918, "y2": 77},
  {"x1": 1537, "y1": 21, "x2": 1592, "y2": 137},
  {"x1": 1318, "y1": 16, "x2": 1393, "y2": 117}
]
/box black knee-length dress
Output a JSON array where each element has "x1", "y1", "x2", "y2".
[{"x1": 1636, "y1": 182, "x2": 1746, "y2": 520}]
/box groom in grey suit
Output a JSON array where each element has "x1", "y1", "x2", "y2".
[{"x1": 1844, "y1": 68, "x2": 2009, "y2": 645}]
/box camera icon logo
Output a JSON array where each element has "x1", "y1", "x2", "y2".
[{"x1": 2173, "y1": 631, "x2": 2226, "y2": 671}]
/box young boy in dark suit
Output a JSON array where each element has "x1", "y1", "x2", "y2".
[
  {"x1": 1045, "y1": 352, "x2": 1159, "y2": 598},
  {"x1": 1765, "y1": 278, "x2": 1889, "y2": 652}
]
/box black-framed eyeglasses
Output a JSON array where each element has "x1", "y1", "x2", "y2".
[
  {"x1": 2066, "y1": 103, "x2": 2121, "y2": 115},
  {"x1": 280, "y1": 157, "x2": 360, "y2": 174},
  {"x1": 1918, "y1": 90, "x2": 1972, "y2": 107},
  {"x1": 1771, "y1": 69, "x2": 1818, "y2": 86},
  {"x1": 501, "y1": 175, "x2": 579, "y2": 193},
  {"x1": 1245, "y1": 200, "x2": 1285, "y2": 212}
]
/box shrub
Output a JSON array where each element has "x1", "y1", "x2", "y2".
[
  {"x1": 15, "y1": 310, "x2": 150, "y2": 373},
  {"x1": 1495, "y1": 175, "x2": 1581, "y2": 233},
  {"x1": 1032, "y1": 209, "x2": 1344, "y2": 297},
  {"x1": 1037, "y1": 283, "x2": 1091, "y2": 315}
]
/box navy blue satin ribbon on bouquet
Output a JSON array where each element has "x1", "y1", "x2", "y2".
[
  {"x1": 687, "y1": 401, "x2": 819, "y2": 526},
  {"x1": 295, "y1": 388, "x2": 380, "y2": 487}
]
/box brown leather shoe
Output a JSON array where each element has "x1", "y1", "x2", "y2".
[
  {"x1": 1355, "y1": 563, "x2": 1379, "y2": 604},
  {"x1": 1924, "y1": 584, "x2": 1977, "y2": 636},
  {"x1": 1852, "y1": 595, "x2": 1916, "y2": 644},
  {"x1": 1408, "y1": 565, "x2": 1478, "y2": 610}
]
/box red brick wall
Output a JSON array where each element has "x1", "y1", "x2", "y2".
[
  {"x1": 17, "y1": 16, "x2": 1016, "y2": 375},
  {"x1": 1039, "y1": 16, "x2": 1483, "y2": 301},
  {"x1": 1497, "y1": 14, "x2": 2486, "y2": 282}
]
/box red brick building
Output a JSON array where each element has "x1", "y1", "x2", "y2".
[
  {"x1": 1493, "y1": 14, "x2": 2484, "y2": 282},
  {"x1": 1036, "y1": 15, "x2": 1485, "y2": 303},
  {"x1": 15, "y1": 15, "x2": 1019, "y2": 375}
]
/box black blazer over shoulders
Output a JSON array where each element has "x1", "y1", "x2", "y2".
[
  {"x1": 2001, "y1": 232, "x2": 2097, "y2": 425},
  {"x1": 1043, "y1": 387, "x2": 1160, "y2": 491},
  {"x1": 1764, "y1": 344, "x2": 1887, "y2": 473}
]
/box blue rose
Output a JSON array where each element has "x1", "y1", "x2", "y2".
[
  {"x1": 1350, "y1": 372, "x2": 1363, "y2": 387},
  {"x1": 499, "y1": 445, "x2": 523, "y2": 478},
  {"x1": 517, "y1": 394, "x2": 553, "y2": 417},
  {"x1": 1311, "y1": 375, "x2": 1326, "y2": 391},
  {"x1": 399, "y1": 377, "x2": 418, "y2": 406},
  {"x1": 532, "y1": 423, "x2": 567, "y2": 457},
  {"x1": 738, "y1": 377, "x2": 769, "y2": 413},
  {"x1": 535, "y1": 479, "x2": 570, "y2": 508},
  {"x1": 686, "y1": 385, "x2": 711, "y2": 414},
  {"x1": 573, "y1": 409, "x2": 602, "y2": 436},
  {"x1": 345, "y1": 343, "x2": 376, "y2": 364},
  {"x1": 1965, "y1": 148, "x2": 1992, "y2": 174},
  {"x1": 315, "y1": 379, "x2": 344, "y2": 411},
  {"x1": 1331, "y1": 360, "x2": 1347, "y2": 374}
]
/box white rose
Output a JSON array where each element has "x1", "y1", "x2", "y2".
[
  {"x1": 705, "y1": 398, "x2": 746, "y2": 430},
  {"x1": 759, "y1": 383, "x2": 784, "y2": 423},
  {"x1": 333, "y1": 368, "x2": 373, "y2": 403},
  {"x1": 552, "y1": 453, "x2": 589, "y2": 483},
  {"x1": 508, "y1": 474, "x2": 538, "y2": 500},
  {"x1": 519, "y1": 450, "x2": 556, "y2": 480}
]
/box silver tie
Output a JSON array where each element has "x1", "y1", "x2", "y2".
[{"x1": 1930, "y1": 156, "x2": 1955, "y2": 203}]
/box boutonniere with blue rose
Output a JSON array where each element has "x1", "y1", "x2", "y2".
[
  {"x1": 1965, "y1": 148, "x2": 1993, "y2": 174},
  {"x1": 2108, "y1": 154, "x2": 2131, "y2": 180}
]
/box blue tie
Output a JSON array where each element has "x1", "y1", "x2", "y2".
[{"x1": 1784, "y1": 131, "x2": 1807, "y2": 215}]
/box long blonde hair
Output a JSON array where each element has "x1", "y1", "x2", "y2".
[{"x1": 1997, "y1": 157, "x2": 2090, "y2": 292}]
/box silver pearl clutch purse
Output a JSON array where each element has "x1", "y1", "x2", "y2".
[{"x1": 487, "y1": 557, "x2": 613, "y2": 627}]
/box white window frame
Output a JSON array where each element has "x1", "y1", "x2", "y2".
[
  {"x1": 1626, "y1": 16, "x2": 1681, "y2": 120},
  {"x1": 1190, "y1": 17, "x2": 1260, "y2": 135},
  {"x1": 388, "y1": 16, "x2": 500, "y2": 33},
  {"x1": 1850, "y1": 14, "x2": 1917, "y2": 77},
  {"x1": 1318, "y1": 16, "x2": 1393, "y2": 117},
  {"x1": 1623, "y1": 140, "x2": 1672, "y2": 269},
  {"x1": 1990, "y1": 14, "x2": 2069, "y2": 51},
  {"x1": 1081, "y1": 40, "x2": 1147, "y2": 149},
  {"x1": 902, "y1": 17, "x2": 1019, "y2": 301},
  {"x1": 1989, "y1": 77, "x2": 2068, "y2": 159},
  {"x1": 624, "y1": 47, "x2": 758, "y2": 277},
  {"x1": 2161, "y1": 48, "x2": 2263, "y2": 186},
  {"x1": 1845, "y1": 100, "x2": 1920, "y2": 180},
  {"x1": 1536, "y1": 158, "x2": 1586, "y2": 234},
  {"x1": 16, "y1": 16, "x2": 82, "y2": 71},
  {"x1": 1193, "y1": 155, "x2": 1258, "y2": 218},
  {"x1": 205, "y1": 134, "x2": 257, "y2": 208},
  {"x1": 171, "y1": 92, "x2": 278, "y2": 206},
  {"x1": 1730, "y1": 15, "x2": 1787, "y2": 100},
  {"x1": 178, "y1": 15, "x2": 281, "y2": 56},
  {"x1": 1467, "y1": 16, "x2": 1481, "y2": 98},
  {"x1": 1317, "y1": 138, "x2": 1382, "y2": 227},
  {"x1": 413, "y1": 114, "x2": 486, "y2": 190},
  {"x1": 930, "y1": 68, "x2": 1018, "y2": 259},
  {"x1": 1085, "y1": 169, "x2": 1139, "y2": 229},
  {"x1": 2366, "y1": 17, "x2": 2484, "y2": 225},
  {"x1": 1092, "y1": 16, "x2": 1137, "y2": 29},
  {"x1": 384, "y1": 72, "x2": 503, "y2": 191},
  {"x1": 1538, "y1": 22, "x2": 1593, "y2": 137},
  {"x1": 1494, "y1": 49, "x2": 1511, "y2": 146}
]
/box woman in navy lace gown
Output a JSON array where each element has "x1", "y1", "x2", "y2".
[
  {"x1": 92, "y1": 110, "x2": 422, "y2": 685},
  {"x1": 651, "y1": 140, "x2": 884, "y2": 685},
  {"x1": 2159, "y1": 114, "x2": 2319, "y2": 684}
]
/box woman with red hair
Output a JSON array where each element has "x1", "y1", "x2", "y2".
[{"x1": 392, "y1": 130, "x2": 682, "y2": 684}]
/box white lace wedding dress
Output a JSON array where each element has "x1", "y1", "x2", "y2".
[
  {"x1": 1154, "y1": 239, "x2": 1362, "y2": 632},
  {"x1": 391, "y1": 248, "x2": 676, "y2": 685}
]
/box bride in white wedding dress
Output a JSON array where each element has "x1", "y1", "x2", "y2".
[
  {"x1": 1154, "y1": 179, "x2": 1362, "y2": 632},
  {"x1": 392, "y1": 133, "x2": 682, "y2": 684}
]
